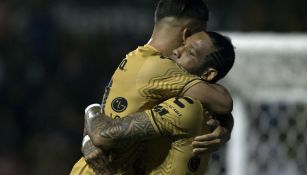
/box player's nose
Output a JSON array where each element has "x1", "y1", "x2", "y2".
[{"x1": 173, "y1": 46, "x2": 184, "y2": 58}]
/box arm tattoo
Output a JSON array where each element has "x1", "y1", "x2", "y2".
[
  {"x1": 86, "y1": 111, "x2": 157, "y2": 149},
  {"x1": 82, "y1": 140, "x2": 113, "y2": 174}
]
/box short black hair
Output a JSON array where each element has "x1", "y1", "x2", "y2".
[
  {"x1": 203, "y1": 32, "x2": 235, "y2": 82},
  {"x1": 155, "y1": 0, "x2": 209, "y2": 32}
]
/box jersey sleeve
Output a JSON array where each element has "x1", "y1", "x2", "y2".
[
  {"x1": 144, "y1": 97, "x2": 205, "y2": 139},
  {"x1": 137, "y1": 57, "x2": 202, "y2": 100}
]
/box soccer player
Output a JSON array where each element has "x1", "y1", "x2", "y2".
[
  {"x1": 78, "y1": 31, "x2": 234, "y2": 175},
  {"x1": 70, "y1": 0, "x2": 234, "y2": 174},
  {"x1": 84, "y1": 31, "x2": 235, "y2": 175}
]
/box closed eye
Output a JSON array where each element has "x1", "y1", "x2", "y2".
[
  {"x1": 188, "y1": 48, "x2": 196, "y2": 57},
  {"x1": 188, "y1": 50, "x2": 194, "y2": 56}
]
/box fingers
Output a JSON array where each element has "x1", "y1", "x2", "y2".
[
  {"x1": 84, "y1": 149, "x2": 103, "y2": 161},
  {"x1": 193, "y1": 147, "x2": 218, "y2": 156},
  {"x1": 192, "y1": 148, "x2": 208, "y2": 155},
  {"x1": 81, "y1": 138, "x2": 108, "y2": 164},
  {"x1": 87, "y1": 157, "x2": 107, "y2": 172},
  {"x1": 194, "y1": 132, "x2": 217, "y2": 141},
  {"x1": 194, "y1": 126, "x2": 227, "y2": 141},
  {"x1": 192, "y1": 120, "x2": 230, "y2": 155},
  {"x1": 86, "y1": 154, "x2": 111, "y2": 172},
  {"x1": 192, "y1": 139, "x2": 222, "y2": 148},
  {"x1": 206, "y1": 119, "x2": 220, "y2": 127}
]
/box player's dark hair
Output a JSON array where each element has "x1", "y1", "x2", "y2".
[
  {"x1": 202, "y1": 32, "x2": 235, "y2": 82},
  {"x1": 155, "y1": 0, "x2": 209, "y2": 32}
]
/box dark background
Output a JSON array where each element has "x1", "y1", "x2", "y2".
[{"x1": 0, "y1": 0, "x2": 306, "y2": 174}]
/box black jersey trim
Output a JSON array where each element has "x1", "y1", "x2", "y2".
[{"x1": 176, "y1": 78, "x2": 202, "y2": 97}]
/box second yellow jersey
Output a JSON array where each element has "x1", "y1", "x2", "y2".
[{"x1": 146, "y1": 97, "x2": 212, "y2": 175}]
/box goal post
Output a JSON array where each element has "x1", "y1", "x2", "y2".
[{"x1": 206, "y1": 32, "x2": 307, "y2": 175}]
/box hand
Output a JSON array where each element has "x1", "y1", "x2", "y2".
[
  {"x1": 82, "y1": 136, "x2": 104, "y2": 162},
  {"x1": 81, "y1": 136, "x2": 114, "y2": 175},
  {"x1": 192, "y1": 119, "x2": 230, "y2": 155}
]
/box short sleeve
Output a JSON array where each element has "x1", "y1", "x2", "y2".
[{"x1": 145, "y1": 97, "x2": 205, "y2": 139}]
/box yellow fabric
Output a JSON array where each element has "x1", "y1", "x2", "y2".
[
  {"x1": 70, "y1": 158, "x2": 96, "y2": 175},
  {"x1": 70, "y1": 45, "x2": 202, "y2": 175},
  {"x1": 102, "y1": 44, "x2": 201, "y2": 118},
  {"x1": 145, "y1": 97, "x2": 211, "y2": 175}
]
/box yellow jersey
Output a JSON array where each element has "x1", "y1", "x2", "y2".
[
  {"x1": 70, "y1": 45, "x2": 203, "y2": 175},
  {"x1": 146, "y1": 97, "x2": 211, "y2": 175}
]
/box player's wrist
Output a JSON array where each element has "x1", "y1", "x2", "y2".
[{"x1": 85, "y1": 104, "x2": 102, "y2": 119}]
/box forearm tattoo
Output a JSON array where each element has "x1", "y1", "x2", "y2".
[{"x1": 87, "y1": 112, "x2": 157, "y2": 148}]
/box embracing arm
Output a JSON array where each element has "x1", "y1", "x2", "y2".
[
  {"x1": 184, "y1": 82, "x2": 234, "y2": 154},
  {"x1": 217, "y1": 113, "x2": 234, "y2": 133},
  {"x1": 85, "y1": 104, "x2": 157, "y2": 151},
  {"x1": 192, "y1": 113, "x2": 234, "y2": 154},
  {"x1": 184, "y1": 82, "x2": 233, "y2": 114},
  {"x1": 85, "y1": 97, "x2": 201, "y2": 150}
]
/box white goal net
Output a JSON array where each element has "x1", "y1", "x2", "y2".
[{"x1": 206, "y1": 33, "x2": 307, "y2": 175}]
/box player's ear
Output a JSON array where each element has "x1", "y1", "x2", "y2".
[
  {"x1": 182, "y1": 28, "x2": 191, "y2": 42},
  {"x1": 201, "y1": 68, "x2": 217, "y2": 82}
]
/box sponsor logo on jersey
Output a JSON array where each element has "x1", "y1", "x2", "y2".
[
  {"x1": 111, "y1": 97, "x2": 128, "y2": 113},
  {"x1": 164, "y1": 103, "x2": 182, "y2": 117},
  {"x1": 153, "y1": 105, "x2": 169, "y2": 116}
]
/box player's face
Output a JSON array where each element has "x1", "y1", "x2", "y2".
[{"x1": 171, "y1": 32, "x2": 215, "y2": 75}]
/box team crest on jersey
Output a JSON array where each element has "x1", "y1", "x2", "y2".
[
  {"x1": 111, "y1": 97, "x2": 128, "y2": 113},
  {"x1": 188, "y1": 156, "x2": 201, "y2": 172}
]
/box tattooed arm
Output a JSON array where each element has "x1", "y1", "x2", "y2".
[
  {"x1": 81, "y1": 136, "x2": 115, "y2": 175},
  {"x1": 85, "y1": 104, "x2": 157, "y2": 151},
  {"x1": 85, "y1": 97, "x2": 205, "y2": 150}
]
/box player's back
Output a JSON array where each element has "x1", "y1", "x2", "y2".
[
  {"x1": 102, "y1": 45, "x2": 199, "y2": 118},
  {"x1": 70, "y1": 45, "x2": 202, "y2": 175},
  {"x1": 102, "y1": 45, "x2": 165, "y2": 173},
  {"x1": 102, "y1": 44, "x2": 160, "y2": 118},
  {"x1": 102, "y1": 45, "x2": 202, "y2": 174}
]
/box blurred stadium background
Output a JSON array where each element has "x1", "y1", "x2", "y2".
[{"x1": 0, "y1": 0, "x2": 306, "y2": 175}]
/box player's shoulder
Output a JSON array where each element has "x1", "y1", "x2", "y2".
[
  {"x1": 137, "y1": 55, "x2": 190, "y2": 81},
  {"x1": 127, "y1": 45, "x2": 177, "y2": 66},
  {"x1": 127, "y1": 44, "x2": 160, "y2": 58}
]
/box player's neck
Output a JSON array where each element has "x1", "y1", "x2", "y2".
[{"x1": 148, "y1": 24, "x2": 184, "y2": 57}]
